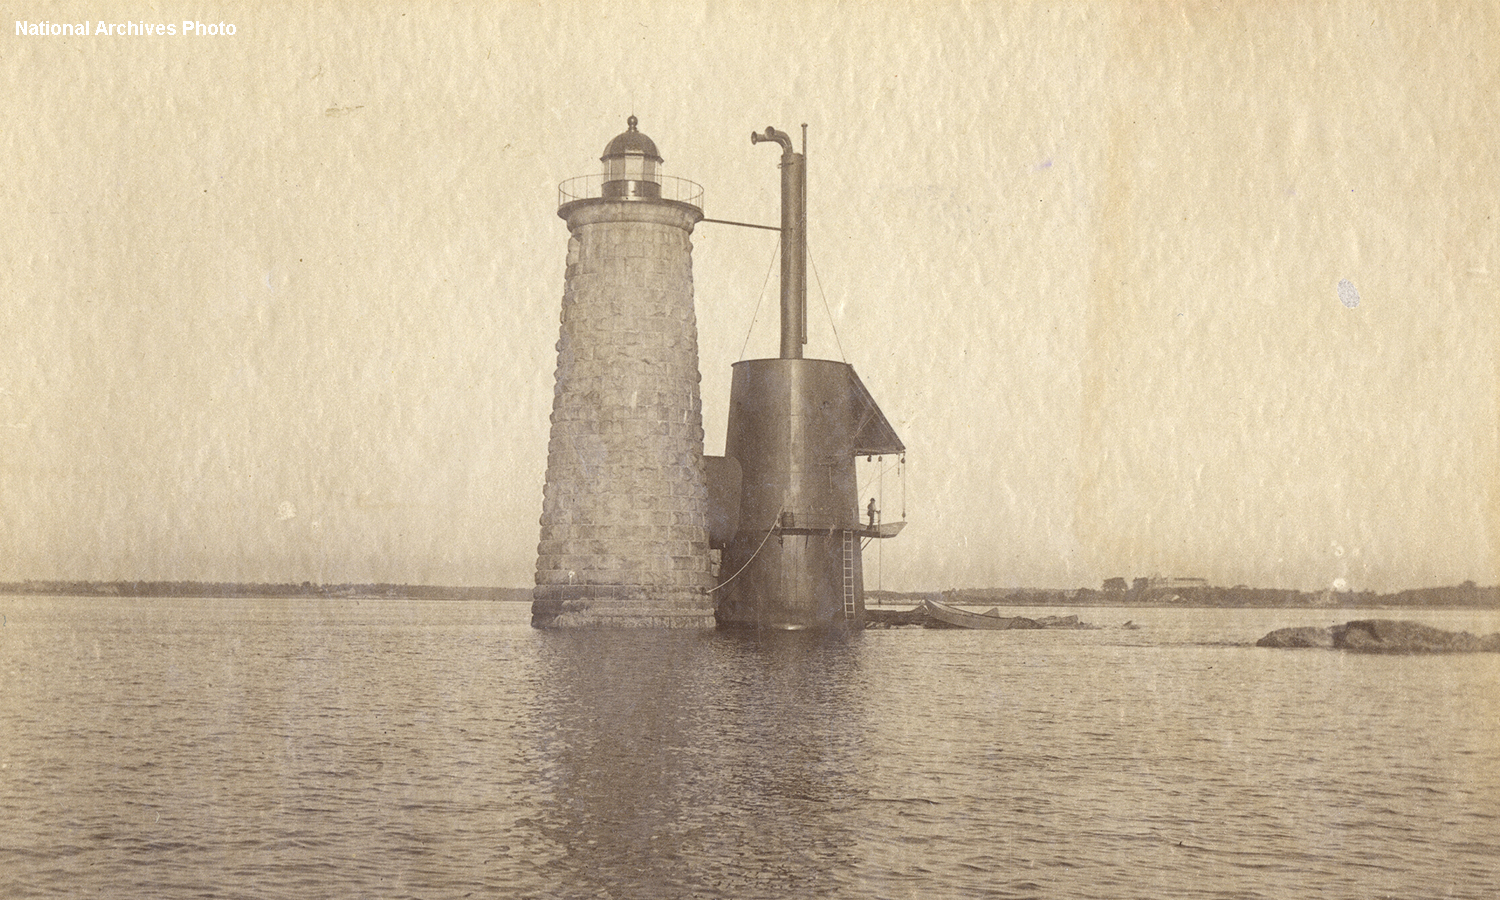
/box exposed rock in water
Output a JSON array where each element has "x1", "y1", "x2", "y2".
[
  {"x1": 865, "y1": 605, "x2": 930, "y2": 628},
  {"x1": 864, "y1": 606, "x2": 1092, "y2": 629},
  {"x1": 985, "y1": 614, "x2": 1044, "y2": 629},
  {"x1": 1337, "y1": 619, "x2": 1500, "y2": 652},
  {"x1": 1258, "y1": 619, "x2": 1500, "y2": 652},
  {"x1": 1256, "y1": 626, "x2": 1336, "y2": 648},
  {"x1": 1035, "y1": 615, "x2": 1081, "y2": 628}
]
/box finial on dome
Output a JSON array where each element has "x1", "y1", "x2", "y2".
[{"x1": 602, "y1": 118, "x2": 663, "y2": 164}]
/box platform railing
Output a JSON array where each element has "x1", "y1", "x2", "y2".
[{"x1": 558, "y1": 174, "x2": 704, "y2": 209}]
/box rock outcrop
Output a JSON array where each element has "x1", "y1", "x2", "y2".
[
  {"x1": 1258, "y1": 619, "x2": 1500, "y2": 652},
  {"x1": 1255, "y1": 625, "x2": 1336, "y2": 648},
  {"x1": 865, "y1": 605, "x2": 931, "y2": 628},
  {"x1": 864, "y1": 607, "x2": 1092, "y2": 630}
]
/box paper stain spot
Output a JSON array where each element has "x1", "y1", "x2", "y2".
[
  {"x1": 1337, "y1": 278, "x2": 1360, "y2": 308},
  {"x1": 276, "y1": 501, "x2": 297, "y2": 521}
]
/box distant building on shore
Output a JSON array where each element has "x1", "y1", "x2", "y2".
[{"x1": 1131, "y1": 576, "x2": 1208, "y2": 602}]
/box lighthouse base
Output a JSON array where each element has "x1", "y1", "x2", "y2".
[{"x1": 531, "y1": 585, "x2": 715, "y2": 628}]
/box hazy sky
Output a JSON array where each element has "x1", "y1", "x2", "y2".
[{"x1": 4, "y1": 1, "x2": 1496, "y2": 592}]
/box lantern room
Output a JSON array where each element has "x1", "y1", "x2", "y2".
[{"x1": 600, "y1": 115, "x2": 663, "y2": 199}]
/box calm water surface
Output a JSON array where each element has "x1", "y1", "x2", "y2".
[{"x1": 2, "y1": 598, "x2": 1498, "y2": 899}]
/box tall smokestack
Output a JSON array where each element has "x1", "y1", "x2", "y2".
[{"x1": 751, "y1": 126, "x2": 806, "y2": 359}]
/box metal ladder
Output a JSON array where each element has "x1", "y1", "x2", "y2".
[{"x1": 842, "y1": 529, "x2": 856, "y2": 619}]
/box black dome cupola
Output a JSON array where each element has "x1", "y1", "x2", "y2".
[{"x1": 600, "y1": 115, "x2": 664, "y2": 200}]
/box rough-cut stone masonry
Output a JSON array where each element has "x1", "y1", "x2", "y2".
[{"x1": 533, "y1": 200, "x2": 714, "y2": 627}]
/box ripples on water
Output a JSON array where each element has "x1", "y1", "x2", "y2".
[{"x1": 2, "y1": 599, "x2": 1498, "y2": 898}]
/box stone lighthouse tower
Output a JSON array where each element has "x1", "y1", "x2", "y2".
[{"x1": 532, "y1": 117, "x2": 715, "y2": 628}]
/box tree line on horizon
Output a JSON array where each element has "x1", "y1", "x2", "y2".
[
  {"x1": 6, "y1": 579, "x2": 1498, "y2": 609},
  {"x1": 871, "y1": 579, "x2": 1500, "y2": 609},
  {"x1": 0, "y1": 580, "x2": 532, "y2": 602}
]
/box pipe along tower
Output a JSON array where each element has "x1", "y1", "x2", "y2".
[{"x1": 533, "y1": 118, "x2": 904, "y2": 629}]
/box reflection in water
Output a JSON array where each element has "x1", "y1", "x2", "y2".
[
  {"x1": 530, "y1": 630, "x2": 869, "y2": 897},
  {"x1": 8, "y1": 600, "x2": 1498, "y2": 899}
]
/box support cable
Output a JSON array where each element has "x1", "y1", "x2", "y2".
[
  {"x1": 738, "y1": 240, "x2": 780, "y2": 361},
  {"x1": 707, "y1": 507, "x2": 784, "y2": 593},
  {"x1": 701, "y1": 217, "x2": 782, "y2": 232},
  {"x1": 900, "y1": 453, "x2": 907, "y2": 519},
  {"x1": 808, "y1": 247, "x2": 847, "y2": 363},
  {"x1": 857, "y1": 456, "x2": 903, "y2": 506}
]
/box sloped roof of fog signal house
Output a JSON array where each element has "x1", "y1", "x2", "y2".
[{"x1": 850, "y1": 367, "x2": 904, "y2": 456}]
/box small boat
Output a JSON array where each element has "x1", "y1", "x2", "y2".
[{"x1": 922, "y1": 597, "x2": 1044, "y2": 630}]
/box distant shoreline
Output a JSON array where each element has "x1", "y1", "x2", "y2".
[
  {"x1": 869, "y1": 584, "x2": 1500, "y2": 611},
  {"x1": 0, "y1": 582, "x2": 532, "y2": 603},
  {"x1": 3, "y1": 581, "x2": 1497, "y2": 610}
]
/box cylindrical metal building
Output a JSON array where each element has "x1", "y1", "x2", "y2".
[
  {"x1": 716, "y1": 359, "x2": 862, "y2": 628},
  {"x1": 713, "y1": 125, "x2": 905, "y2": 631},
  {"x1": 532, "y1": 118, "x2": 715, "y2": 627},
  {"x1": 715, "y1": 359, "x2": 903, "y2": 629}
]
